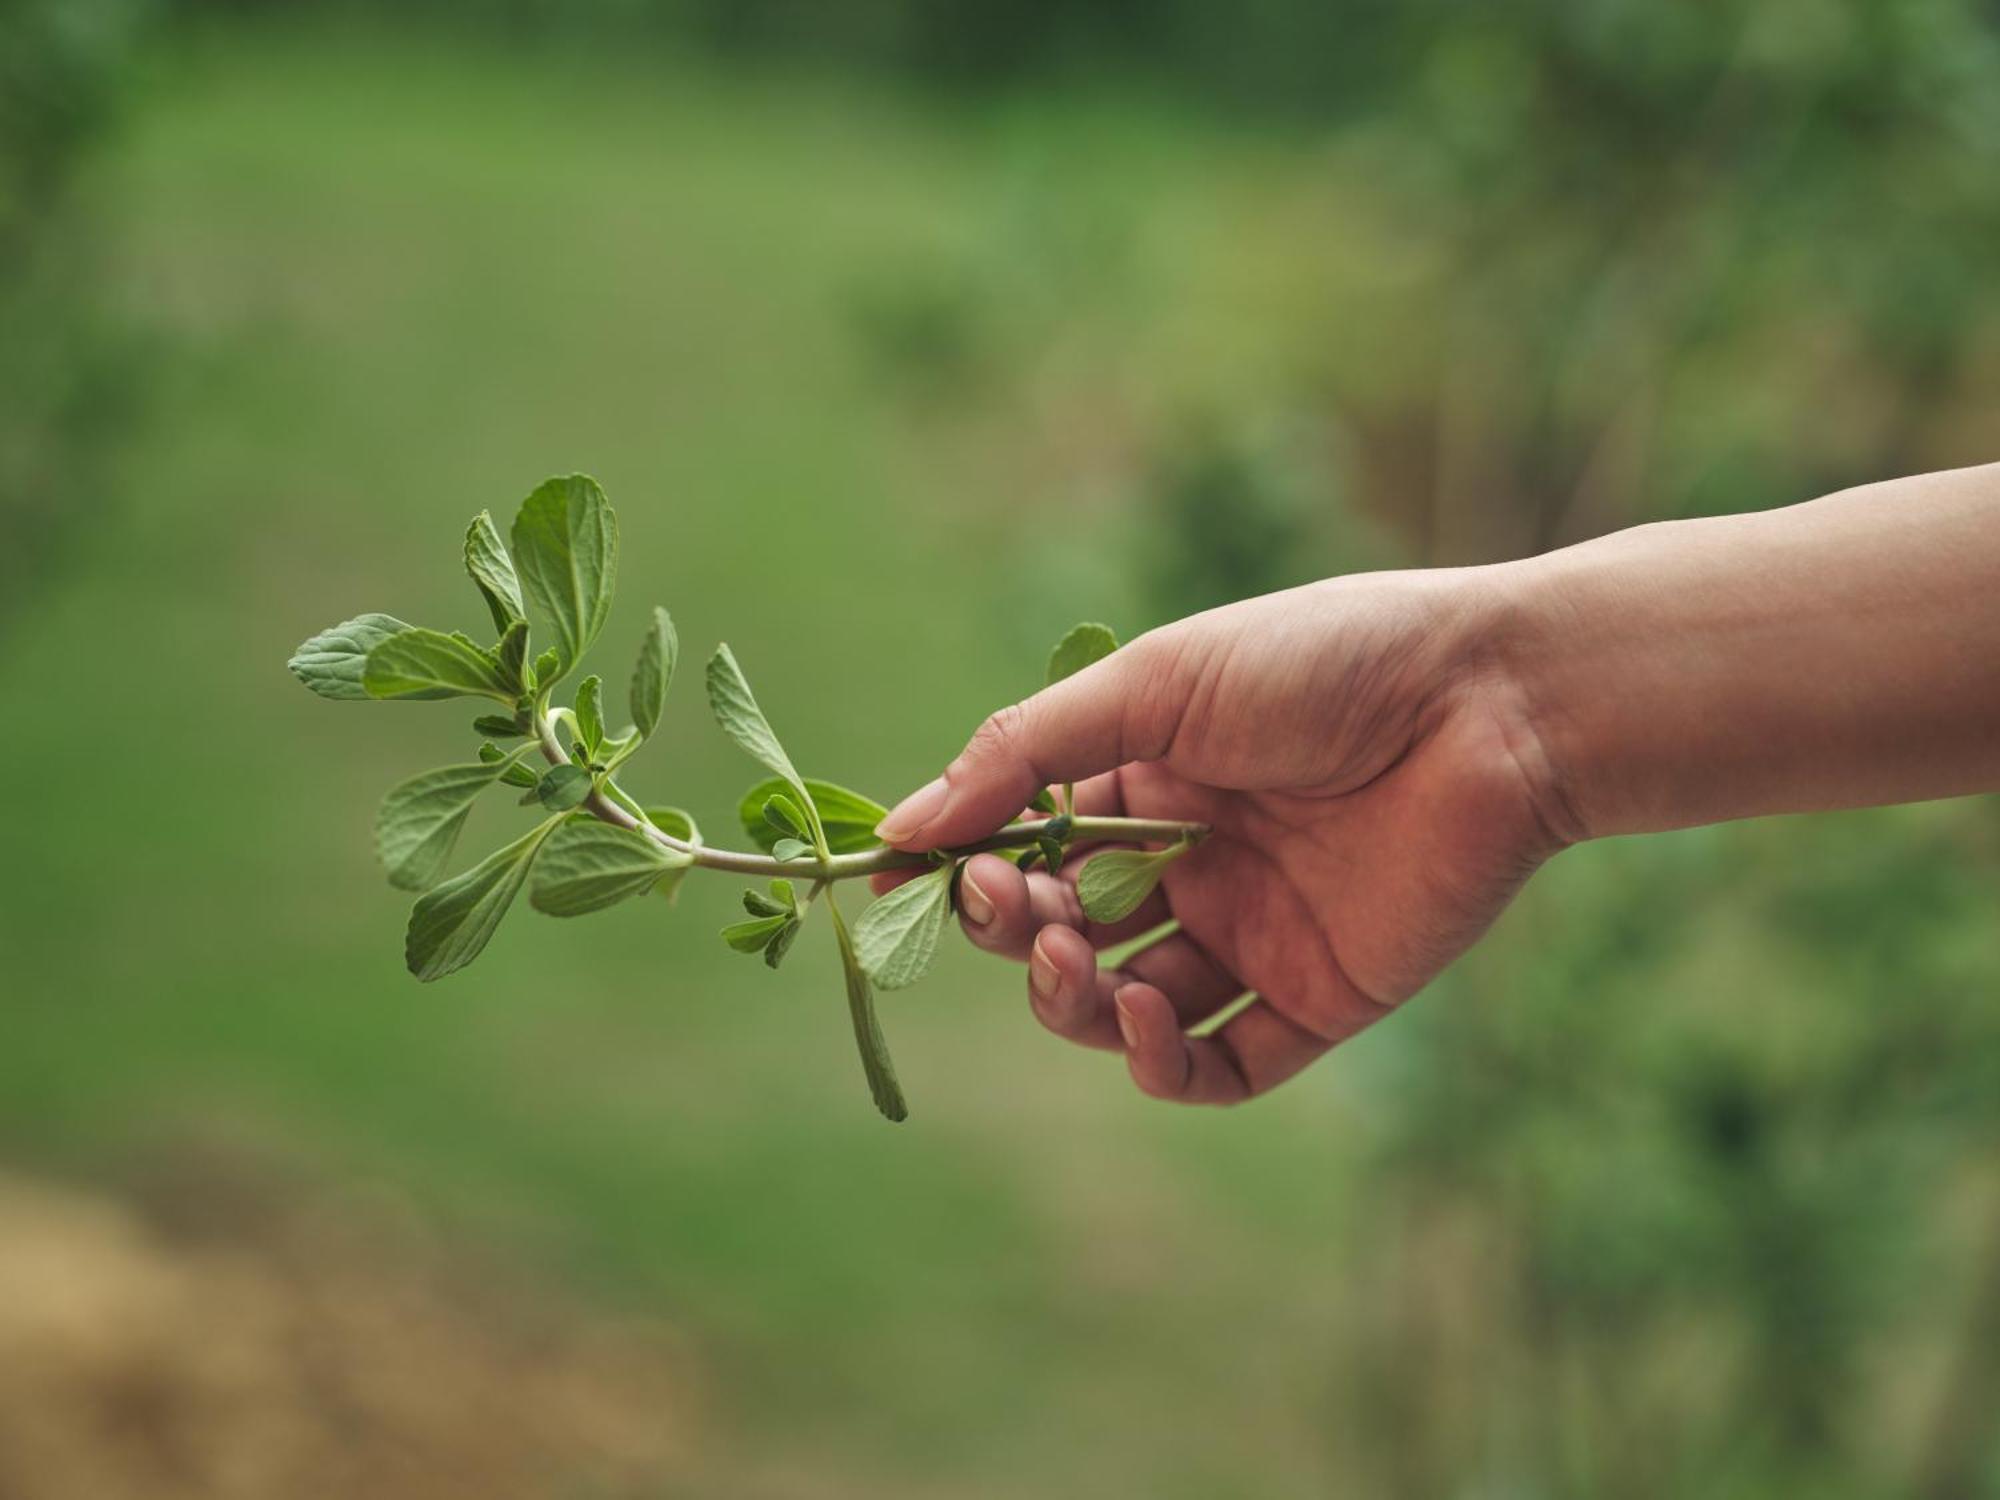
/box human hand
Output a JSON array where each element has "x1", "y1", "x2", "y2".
[{"x1": 872, "y1": 570, "x2": 1574, "y2": 1104}]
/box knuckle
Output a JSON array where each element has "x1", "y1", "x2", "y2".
[{"x1": 960, "y1": 702, "x2": 1027, "y2": 771}]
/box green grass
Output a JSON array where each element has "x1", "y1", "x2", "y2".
[{"x1": 0, "y1": 22, "x2": 1371, "y2": 1495}]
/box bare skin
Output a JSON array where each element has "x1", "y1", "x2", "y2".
[{"x1": 873, "y1": 462, "x2": 2000, "y2": 1104}]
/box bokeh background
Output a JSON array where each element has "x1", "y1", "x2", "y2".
[{"x1": 2, "y1": 1, "x2": 1998, "y2": 1494}]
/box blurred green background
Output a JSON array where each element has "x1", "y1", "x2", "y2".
[{"x1": 2, "y1": 1, "x2": 1997, "y2": 1495}]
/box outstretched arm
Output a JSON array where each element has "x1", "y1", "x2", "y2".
[
  {"x1": 1513, "y1": 461, "x2": 2000, "y2": 838},
  {"x1": 876, "y1": 461, "x2": 2000, "y2": 1104}
]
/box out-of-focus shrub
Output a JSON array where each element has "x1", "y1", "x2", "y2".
[{"x1": 0, "y1": 0, "x2": 152, "y2": 632}]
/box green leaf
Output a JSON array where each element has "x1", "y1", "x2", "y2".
[
  {"x1": 736, "y1": 776, "x2": 888, "y2": 855},
  {"x1": 375, "y1": 757, "x2": 522, "y2": 892},
  {"x1": 535, "y1": 763, "x2": 593, "y2": 811},
  {"x1": 742, "y1": 888, "x2": 790, "y2": 918},
  {"x1": 473, "y1": 713, "x2": 528, "y2": 740},
  {"x1": 761, "y1": 794, "x2": 808, "y2": 841},
  {"x1": 530, "y1": 819, "x2": 690, "y2": 917},
  {"x1": 644, "y1": 806, "x2": 699, "y2": 843},
  {"x1": 289, "y1": 614, "x2": 450, "y2": 701},
  {"x1": 629, "y1": 607, "x2": 677, "y2": 740},
  {"x1": 404, "y1": 820, "x2": 558, "y2": 981},
  {"x1": 767, "y1": 877, "x2": 798, "y2": 912},
  {"x1": 771, "y1": 837, "x2": 813, "y2": 862},
  {"x1": 763, "y1": 918, "x2": 802, "y2": 969},
  {"x1": 477, "y1": 744, "x2": 540, "y2": 788},
  {"x1": 1030, "y1": 787, "x2": 1059, "y2": 816},
  {"x1": 533, "y1": 646, "x2": 560, "y2": 683},
  {"x1": 1076, "y1": 841, "x2": 1190, "y2": 924},
  {"x1": 362, "y1": 627, "x2": 515, "y2": 703},
  {"x1": 495, "y1": 619, "x2": 531, "y2": 696},
  {"x1": 829, "y1": 892, "x2": 907, "y2": 1123},
  {"x1": 510, "y1": 474, "x2": 618, "y2": 680},
  {"x1": 1046, "y1": 621, "x2": 1120, "y2": 687},
  {"x1": 573, "y1": 675, "x2": 605, "y2": 758},
  {"x1": 853, "y1": 863, "x2": 954, "y2": 990},
  {"x1": 722, "y1": 915, "x2": 789, "y2": 953},
  {"x1": 1038, "y1": 835, "x2": 1065, "y2": 875},
  {"x1": 643, "y1": 805, "x2": 700, "y2": 902},
  {"x1": 464, "y1": 510, "x2": 526, "y2": 634},
  {"x1": 705, "y1": 644, "x2": 824, "y2": 847}
]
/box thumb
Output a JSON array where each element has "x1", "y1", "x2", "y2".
[{"x1": 875, "y1": 632, "x2": 1184, "y2": 850}]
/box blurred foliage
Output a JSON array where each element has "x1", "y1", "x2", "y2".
[{"x1": 0, "y1": 0, "x2": 152, "y2": 632}]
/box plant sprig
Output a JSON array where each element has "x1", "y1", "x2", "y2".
[{"x1": 288, "y1": 475, "x2": 1208, "y2": 1121}]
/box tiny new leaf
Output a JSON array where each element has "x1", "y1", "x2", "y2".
[
  {"x1": 1075, "y1": 841, "x2": 1190, "y2": 924},
  {"x1": 473, "y1": 713, "x2": 528, "y2": 740},
  {"x1": 510, "y1": 474, "x2": 618, "y2": 678},
  {"x1": 376, "y1": 757, "x2": 523, "y2": 892},
  {"x1": 404, "y1": 820, "x2": 559, "y2": 981},
  {"x1": 853, "y1": 863, "x2": 954, "y2": 990},
  {"x1": 530, "y1": 820, "x2": 690, "y2": 916},
  {"x1": 736, "y1": 776, "x2": 887, "y2": 855},
  {"x1": 495, "y1": 619, "x2": 531, "y2": 696},
  {"x1": 1046, "y1": 621, "x2": 1119, "y2": 687},
  {"x1": 761, "y1": 794, "x2": 808, "y2": 840},
  {"x1": 535, "y1": 763, "x2": 594, "y2": 811},
  {"x1": 722, "y1": 915, "x2": 790, "y2": 953},
  {"x1": 574, "y1": 674, "x2": 605, "y2": 758},
  {"x1": 363, "y1": 627, "x2": 515, "y2": 703},
  {"x1": 763, "y1": 918, "x2": 802, "y2": 969},
  {"x1": 290, "y1": 614, "x2": 449, "y2": 701},
  {"x1": 629, "y1": 607, "x2": 677, "y2": 739},
  {"x1": 464, "y1": 510, "x2": 526, "y2": 633},
  {"x1": 643, "y1": 805, "x2": 700, "y2": 902},
  {"x1": 772, "y1": 838, "x2": 813, "y2": 862}
]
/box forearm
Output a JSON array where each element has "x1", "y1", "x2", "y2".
[{"x1": 1497, "y1": 462, "x2": 2000, "y2": 838}]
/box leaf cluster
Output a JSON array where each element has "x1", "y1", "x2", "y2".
[{"x1": 289, "y1": 476, "x2": 1195, "y2": 1121}]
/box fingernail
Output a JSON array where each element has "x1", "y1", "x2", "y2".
[
  {"x1": 960, "y1": 866, "x2": 996, "y2": 926},
  {"x1": 876, "y1": 777, "x2": 948, "y2": 844},
  {"x1": 1114, "y1": 989, "x2": 1141, "y2": 1050},
  {"x1": 1028, "y1": 936, "x2": 1059, "y2": 1002}
]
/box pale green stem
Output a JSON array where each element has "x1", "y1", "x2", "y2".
[{"x1": 530, "y1": 703, "x2": 1207, "y2": 882}]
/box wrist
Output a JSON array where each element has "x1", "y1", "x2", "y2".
[
  {"x1": 1431, "y1": 558, "x2": 1597, "y2": 854},
  {"x1": 1479, "y1": 522, "x2": 1688, "y2": 844}
]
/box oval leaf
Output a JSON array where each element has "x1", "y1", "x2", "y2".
[
  {"x1": 530, "y1": 819, "x2": 690, "y2": 917},
  {"x1": 1045, "y1": 621, "x2": 1119, "y2": 687},
  {"x1": 761, "y1": 793, "x2": 808, "y2": 840},
  {"x1": 535, "y1": 763, "x2": 593, "y2": 811},
  {"x1": 1076, "y1": 843, "x2": 1187, "y2": 924},
  {"x1": 853, "y1": 864, "x2": 954, "y2": 990},
  {"x1": 362, "y1": 627, "x2": 514, "y2": 702},
  {"x1": 405, "y1": 821, "x2": 557, "y2": 981},
  {"x1": 289, "y1": 613, "x2": 448, "y2": 701},
  {"x1": 464, "y1": 510, "x2": 526, "y2": 633},
  {"x1": 721, "y1": 914, "x2": 789, "y2": 954},
  {"x1": 736, "y1": 776, "x2": 888, "y2": 854},
  {"x1": 629, "y1": 607, "x2": 677, "y2": 740},
  {"x1": 510, "y1": 474, "x2": 618, "y2": 679},
  {"x1": 375, "y1": 757, "x2": 520, "y2": 892}
]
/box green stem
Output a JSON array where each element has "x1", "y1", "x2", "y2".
[{"x1": 530, "y1": 704, "x2": 1207, "y2": 882}]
